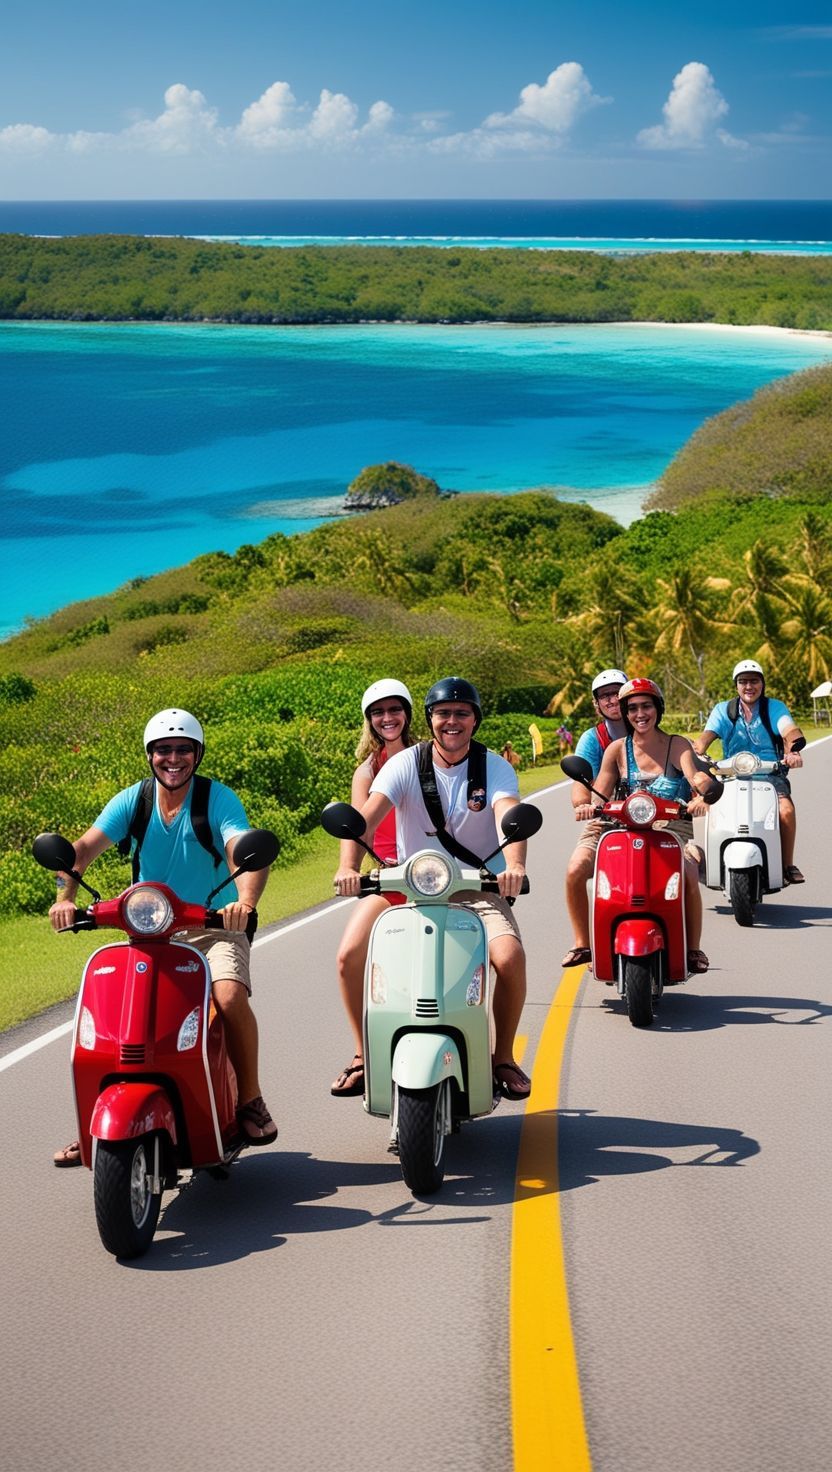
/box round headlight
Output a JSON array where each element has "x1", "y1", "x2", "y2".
[
  {"x1": 123, "y1": 886, "x2": 174, "y2": 935},
  {"x1": 408, "y1": 854, "x2": 453, "y2": 896},
  {"x1": 626, "y1": 793, "x2": 657, "y2": 826},
  {"x1": 732, "y1": 751, "x2": 760, "y2": 776}
]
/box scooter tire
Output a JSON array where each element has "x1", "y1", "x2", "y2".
[
  {"x1": 729, "y1": 870, "x2": 756, "y2": 928},
  {"x1": 93, "y1": 1136, "x2": 162, "y2": 1258},
  {"x1": 624, "y1": 957, "x2": 655, "y2": 1029},
  {"x1": 397, "y1": 1084, "x2": 447, "y2": 1196}
]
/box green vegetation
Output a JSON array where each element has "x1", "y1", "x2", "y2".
[
  {"x1": 345, "y1": 461, "x2": 444, "y2": 509},
  {"x1": 648, "y1": 361, "x2": 832, "y2": 511},
  {"x1": 2, "y1": 235, "x2": 832, "y2": 327}
]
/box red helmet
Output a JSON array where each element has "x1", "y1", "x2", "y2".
[{"x1": 618, "y1": 677, "x2": 665, "y2": 728}]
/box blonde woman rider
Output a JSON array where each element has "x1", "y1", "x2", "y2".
[
  {"x1": 331, "y1": 680, "x2": 414, "y2": 1096},
  {"x1": 575, "y1": 678, "x2": 715, "y2": 976}
]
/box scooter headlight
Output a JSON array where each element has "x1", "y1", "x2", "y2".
[
  {"x1": 123, "y1": 886, "x2": 174, "y2": 935},
  {"x1": 625, "y1": 793, "x2": 657, "y2": 827},
  {"x1": 407, "y1": 854, "x2": 453, "y2": 896},
  {"x1": 731, "y1": 751, "x2": 761, "y2": 777}
]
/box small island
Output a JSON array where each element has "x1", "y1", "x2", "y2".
[{"x1": 344, "y1": 461, "x2": 446, "y2": 510}]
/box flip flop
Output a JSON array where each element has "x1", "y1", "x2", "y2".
[
  {"x1": 53, "y1": 1140, "x2": 82, "y2": 1168},
  {"x1": 783, "y1": 865, "x2": 805, "y2": 885},
  {"x1": 492, "y1": 1061, "x2": 532, "y2": 1100},
  {"x1": 331, "y1": 1056, "x2": 365, "y2": 1097},
  {"x1": 236, "y1": 1095, "x2": 278, "y2": 1146},
  {"x1": 561, "y1": 946, "x2": 592, "y2": 969},
  {"x1": 687, "y1": 950, "x2": 709, "y2": 975}
]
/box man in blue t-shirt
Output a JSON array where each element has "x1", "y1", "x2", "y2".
[
  {"x1": 49, "y1": 708, "x2": 277, "y2": 1165},
  {"x1": 694, "y1": 661, "x2": 806, "y2": 883},
  {"x1": 561, "y1": 668, "x2": 628, "y2": 969}
]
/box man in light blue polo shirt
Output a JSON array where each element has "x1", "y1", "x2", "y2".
[
  {"x1": 694, "y1": 660, "x2": 806, "y2": 883},
  {"x1": 49, "y1": 708, "x2": 277, "y2": 1165},
  {"x1": 561, "y1": 668, "x2": 628, "y2": 969}
]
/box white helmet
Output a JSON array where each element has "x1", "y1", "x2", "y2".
[
  {"x1": 732, "y1": 660, "x2": 765, "y2": 685},
  {"x1": 361, "y1": 680, "x2": 413, "y2": 719},
  {"x1": 143, "y1": 708, "x2": 205, "y2": 767},
  {"x1": 592, "y1": 668, "x2": 628, "y2": 695}
]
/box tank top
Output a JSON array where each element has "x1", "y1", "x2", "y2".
[
  {"x1": 624, "y1": 735, "x2": 692, "y2": 803},
  {"x1": 371, "y1": 746, "x2": 399, "y2": 863}
]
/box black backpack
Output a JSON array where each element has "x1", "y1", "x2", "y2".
[
  {"x1": 415, "y1": 740, "x2": 489, "y2": 868},
  {"x1": 725, "y1": 695, "x2": 784, "y2": 761},
  {"x1": 117, "y1": 774, "x2": 223, "y2": 883}
]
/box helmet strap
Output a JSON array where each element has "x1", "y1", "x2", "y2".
[{"x1": 432, "y1": 738, "x2": 470, "y2": 767}]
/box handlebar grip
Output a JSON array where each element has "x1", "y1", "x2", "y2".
[
  {"x1": 63, "y1": 909, "x2": 96, "y2": 933},
  {"x1": 359, "y1": 875, "x2": 381, "y2": 896},
  {"x1": 480, "y1": 876, "x2": 530, "y2": 895},
  {"x1": 204, "y1": 910, "x2": 225, "y2": 930}
]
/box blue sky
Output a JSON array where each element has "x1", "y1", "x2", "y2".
[{"x1": 1, "y1": 0, "x2": 830, "y2": 198}]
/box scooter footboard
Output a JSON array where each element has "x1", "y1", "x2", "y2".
[
  {"x1": 392, "y1": 1033, "x2": 463, "y2": 1092},
  {"x1": 90, "y1": 1082, "x2": 178, "y2": 1146}
]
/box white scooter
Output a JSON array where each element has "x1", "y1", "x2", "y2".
[
  {"x1": 693, "y1": 752, "x2": 784, "y2": 926},
  {"x1": 321, "y1": 800, "x2": 542, "y2": 1195}
]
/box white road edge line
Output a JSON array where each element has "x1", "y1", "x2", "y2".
[{"x1": 7, "y1": 743, "x2": 827, "y2": 1074}]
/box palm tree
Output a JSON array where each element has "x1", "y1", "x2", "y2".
[
  {"x1": 644, "y1": 568, "x2": 732, "y2": 704},
  {"x1": 792, "y1": 513, "x2": 832, "y2": 589},
  {"x1": 556, "y1": 566, "x2": 642, "y2": 668},
  {"x1": 782, "y1": 583, "x2": 832, "y2": 687}
]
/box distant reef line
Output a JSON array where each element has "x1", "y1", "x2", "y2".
[{"x1": 1, "y1": 236, "x2": 832, "y2": 329}]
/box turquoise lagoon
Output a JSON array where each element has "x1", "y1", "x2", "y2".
[{"x1": 2, "y1": 320, "x2": 831, "y2": 636}]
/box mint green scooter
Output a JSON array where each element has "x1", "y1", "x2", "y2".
[{"x1": 321, "y1": 801, "x2": 541, "y2": 1194}]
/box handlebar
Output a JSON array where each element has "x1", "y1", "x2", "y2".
[{"x1": 480, "y1": 876, "x2": 530, "y2": 895}]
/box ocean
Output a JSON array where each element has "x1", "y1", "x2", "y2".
[
  {"x1": 2, "y1": 318, "x2": 831, "y2": 637},
  {"x1": 2, "y1": 198, "x2": 832, "y2": 254}
]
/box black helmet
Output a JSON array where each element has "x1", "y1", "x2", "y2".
[{"x1": 424, "y1": 677, "x2": 483, "y2": 733}]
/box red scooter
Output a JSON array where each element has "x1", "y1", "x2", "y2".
[
  {"x1": 562, "y1": 755, "x2": 703, "y2": 1028},
  {"x1": 33, "y1": 827, "x2": 278, "y2": 1258}
]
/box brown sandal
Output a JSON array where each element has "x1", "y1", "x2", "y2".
[
  {"x1": 236, "y1": 1095, "x2": 278, "y2": 1146},
  {"x1": 687, "y1": 950, "x2": 709, "y2": 975},
  {"x1": 783, "y1": 865, "x2": 805, "y2": 885},
  {"x1": 53, "y1": 1140, "x2": 82, "y2": 1168},
  {"x1": 331, "y1": 1055, "x2": 365, "y2": 1097},
  {"x1": 561, "y1": 946, "x2": 592, "y2": 969},
  {"x1": 492, "y1": 1061, "x2": 532, "y2": 1100}
]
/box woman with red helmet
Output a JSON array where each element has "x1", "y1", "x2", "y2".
[
  {"x1": 330, "y1": 680, "x2": 416, "y2": 1096},
  {"x1": 572, "y1": 677, "x2": 716, "y2": 975}
]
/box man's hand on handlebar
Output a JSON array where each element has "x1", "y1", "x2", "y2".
[
  {"x1": 685, "y1": 795, "x2": 709, "y2": 818},
  {"x1": 49, "y1": 900, "x2": 81, "y2": 933},
  {"x1": 783, "y1": 750, "x2": 804, "y2": 769},
  {"x1": 497, "y1": 863, "x2": 527, "y2": 900},
  {"x1": 573, "y1": 803, "x2": 598, "y2": 822},
  {"x1": 220, "y1": 900, "x2": 255, "y2": 933},
  {"x1": 334, "y1": 867, "x2": 363, "y2": 897}
]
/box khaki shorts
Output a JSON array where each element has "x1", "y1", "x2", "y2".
[
  {"x1": 455, "y1": 892, "x2": 522, "y2": 944},
  {"x1": 172, "y1": 928, "x2": 252, "y2": 994}
]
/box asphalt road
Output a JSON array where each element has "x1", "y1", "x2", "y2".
[{"x1": 2, "y1": 741, "x2": 830, "y2": 1472}]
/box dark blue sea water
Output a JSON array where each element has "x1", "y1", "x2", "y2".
[
  {"x1": 2, "y1": 199, "x2": 832, "y2": 253},
  {"x1": 3, "y1": 320, "x2": 831, "y2": 637}
]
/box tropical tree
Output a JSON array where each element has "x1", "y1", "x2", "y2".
[
  {"x1": 640, "y1": 568, "x2": 732, "y2": 703},
  {"x1": 781, "y1": 583, "x2": 832, "y2": 689},
  {"x1": 554, "y1": 565, "x2": 641, "y2": 668}
]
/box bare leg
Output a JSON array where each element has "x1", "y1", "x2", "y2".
[
  {"x1": 683, "y1": 858, "x2": 703, "y2": 952},
  {"x1": 565, "y1": 843, "x2": 596, "y2": 953},
  {"x1": 335, "y1": 895, "x2": 390, "y2": 1057},
  {"x1": 490, "y1": 934, "x2": 527, "y2": 1064},
  {"x1": 212, "y1": 978, "x2": 262, "y2": 1104},
  {"x1": 779, "y1": 796, "x2": 797, "y2": 869}
]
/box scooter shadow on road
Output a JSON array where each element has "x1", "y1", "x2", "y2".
[
  {"x1": 711, "y1": 901, "x2": 832, "y2": 930},
  {"x1": 124, "y1": 1151, "x2": 403, "y2": 1271},
  {"x1": 595, "y1": 988, "x2": 832, "y2": 1032},
  {"x1": 556, "y1": 1109, "x2": 760, "y2": 1194}
]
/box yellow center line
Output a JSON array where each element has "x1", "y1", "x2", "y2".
[{"x1": 511, "y1": 964, "x2": 591, "y2": 1472}]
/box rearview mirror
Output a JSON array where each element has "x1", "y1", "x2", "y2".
[
  {"x1": 320, "y1": 802, "x2": 367, "y2": 840},
  {"x1": 500, "y1": 802, "x2": 543, "y2": 843},
  {"x1": 561, "y1": 755, "x2": 593, "y2": 785},
  {"x1": 32, "y1": 832, "x2": 78, "y2": 873}
]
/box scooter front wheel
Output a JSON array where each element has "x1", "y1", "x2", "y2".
[
  {"x1": 397, "y1": 1083, "x2": 449, "y2": 1196},
  {"x1": 623, "y1": 957, "x2": 655, "y2": 1029},
  {"x1": 728, "y1": 870, "x2": 756, "y2": 927},
  {"x1": 93, "y1": 1136, "x2": 162, "y2": 1258}
]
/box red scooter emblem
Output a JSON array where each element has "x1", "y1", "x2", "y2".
[{"x1": 33, "y1": 828, "x2": 278, "y2": 1257}]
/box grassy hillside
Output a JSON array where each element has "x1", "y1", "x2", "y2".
[
  {"x1": 649, "y1": 361, "x2": 832, "y2": 511},
  {"x1": 2, "y1": 236, "x2": 832, "y2": 327}
]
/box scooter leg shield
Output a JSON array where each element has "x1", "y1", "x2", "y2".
[
  {"x1": 391, "y1": 1033, "x2": 463, "y2": 1092},
  {"x1": 90, "y1": 1082, "x2": 178, "y2": 1145}
]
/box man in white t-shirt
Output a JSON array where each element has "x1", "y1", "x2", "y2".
[{"x1": 334, "y1": 677, "x2": 531, "y2": 1100}]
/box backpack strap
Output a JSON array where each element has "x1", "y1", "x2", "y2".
[
  {"x1": 117, "y1": 773, "x2": 222, "y2": 883},
  {"x1": 415, "y1": 740, "x2": 488, "y2": 868},
  {"x1": 595, "y1": 720, "x2": 612, "y2": 751},
  {"x1": 726, "y1": 695, "x2": 784, "y2": 759}
]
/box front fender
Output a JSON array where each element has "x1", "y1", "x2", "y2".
[
  {"x1": 615, "y1": 919, "x2": 665, "y2": 957},
  {"x1": 90, "y1": 1082, "x2": 178, "y2": 1144},
  {"x1": 391, "y1": 1033, "x2": 463, "y2": 1091},
  {"x1": 722, "y1": 841, "x2": 764, "y2": 872}
]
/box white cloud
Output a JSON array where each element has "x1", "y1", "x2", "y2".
[
  {"x1": 428, "y1": 127, "x2": 553, "y2": 159},
  {"x1": 125, "y1": 84, "x2": 220, "y2": 153},
  {"x1": 236, "y1": 82, "x2": 299, "y2": 147},
  {"x1": 638, "y1": 62, "x2": 743, "y2": 150},
  {"x1": 0, "y1": 122, "x2": 54, "y2": 152},
  {"x1": 486, "y1": 62, "x2": 608, "y2": 133},
  {"x1": 308, "y1": 88, "x2": 359, "y2": 140},
  {"x1": 363, "y1": 100, "x2": 394, "y2": 134}
]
